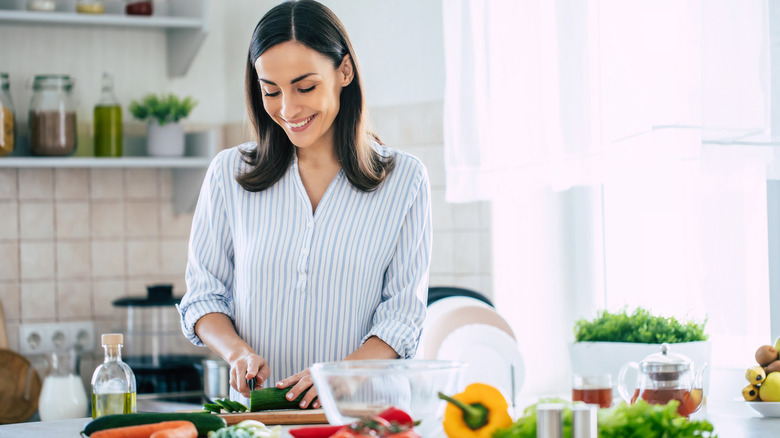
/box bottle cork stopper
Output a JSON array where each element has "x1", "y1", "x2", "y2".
[{"x1": 101, "y1": 333, "x2": 123, "y2": 346}]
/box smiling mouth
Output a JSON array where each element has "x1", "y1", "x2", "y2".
[{"x1": 285, "y1": 114, "x2": 316, "y2": 130}]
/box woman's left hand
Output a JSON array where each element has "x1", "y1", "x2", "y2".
[{"x1": 276, "y1": 368, "x2": 320, "y2": 409}]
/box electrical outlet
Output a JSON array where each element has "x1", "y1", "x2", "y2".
[{"x1": 18, "y1": 321, "x2": 96, "y2": 355}]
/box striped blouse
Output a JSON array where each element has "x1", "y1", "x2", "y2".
[{"x1": 178, "y1": 142, "x2": 431, "y2": 400}]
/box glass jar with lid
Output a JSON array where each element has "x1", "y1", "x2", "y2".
[
  {"x1": 29, "y1": 75, "x2": 77, "y2": 156},
  {"x1": 0, "y1": 73, "x2": 15, "y2": 157}
]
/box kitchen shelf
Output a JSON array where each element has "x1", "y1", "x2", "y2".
[
  {"x1": 1, "y1": 129, "x2": 218, "y2": 213},
  {"x1": 0, "y1": 9, "x2": 200, "y2": 28},
  {"x1": 0, "y1": 156, "x2": 211, "y2": 168},
  {"x1": 0, "y1": 0, "x2": 208, "y2": 77}
]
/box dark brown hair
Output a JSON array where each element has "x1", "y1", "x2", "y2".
[{"x1": 238, "y1": 0, "x2": 394, "y2": 192}]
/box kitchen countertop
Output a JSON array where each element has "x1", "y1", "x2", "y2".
[{"x1": 0, "y1": 400, "x2": 775, "y2": 437}]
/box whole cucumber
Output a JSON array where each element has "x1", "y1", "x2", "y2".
[{"x1": 81, "y1": 412, "x2": 226, "y2": 436}]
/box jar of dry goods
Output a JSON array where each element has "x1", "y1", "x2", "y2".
[
  {"x1": 0, "y1": 73, "x2": 14, "y2": 157},
  {"x1": 76, "y1": 0, "x2": 104, "y2": 14},
  {"x1": 29, "y1": 75, "x2": 77, "y2": 156}
]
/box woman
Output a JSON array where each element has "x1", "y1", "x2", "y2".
[{"x1": 178, "y1": 0, "x2": 431, "y2": 410}]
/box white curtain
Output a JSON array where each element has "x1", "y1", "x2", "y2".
[{"x1": 443, "y1": 0, "x2": 774, "y2": 395}]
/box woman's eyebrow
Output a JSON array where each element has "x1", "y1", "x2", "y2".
[{"x1": 259, "y1": 73, "x2": 318, "y2": 86}]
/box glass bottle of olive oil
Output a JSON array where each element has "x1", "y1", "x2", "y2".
[
  {"x1": 91, "y1": 333, "x2": 136, "y2": 419},
  {"x1": 94, "y1": 72, "x2": 122, "y2": 157}
]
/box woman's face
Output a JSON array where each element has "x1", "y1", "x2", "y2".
[{"x1": 255, "y1": 41, "x2": 353, "y2": 151}]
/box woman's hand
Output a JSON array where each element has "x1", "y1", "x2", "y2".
[
  {"x1": 229, "y1": 352, "x2": 271, "y2": 398},
  {"x1": 276, "y1": 368, "x2": 319, "y2": 409}
]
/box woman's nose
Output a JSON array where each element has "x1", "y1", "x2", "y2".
[{"x1": 280, "y1": 93, "x2": 300, "y2": 119}]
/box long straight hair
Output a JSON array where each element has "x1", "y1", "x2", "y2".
[{"x1": 238, "y1": 0, "x2": 394, "y2": 192}]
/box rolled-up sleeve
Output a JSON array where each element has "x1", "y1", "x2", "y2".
[
  {"x1": 178, "y1": 152, "x2": 236, "y2": 346},
  {"x1": 363, "y1": 165, "x2": 432, "y2": 358}
]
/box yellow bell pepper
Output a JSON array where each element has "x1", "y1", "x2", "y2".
[{"x1": 438, "y1": 383, "x2": 513, "y2": 438}]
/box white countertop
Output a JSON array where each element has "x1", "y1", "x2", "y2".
[{"x1": 0, "y1": 400, "x2": 775, "y2": 438}]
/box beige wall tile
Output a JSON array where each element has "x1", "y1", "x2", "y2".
[
  {"x1": 155, "y1": 275, "x2": 186, "y2": 295},
  {"x1": 0, "y1": 242, "x2": 19, "y2": 281},
  {"x1": 0, "y1": 201, "x2": 19, "y2": 240},
  {"x1": 21, "y1": 281, "x2": 56, "y2": 320},
  {"x1": 452, "y1": 274, "x2": 484, "y2": 294},
  {"x1": 453, "y1": 202, "x2": 481, "y2": 230},
  {"x1": 56, "y1": 202, "x2": 90, "y2": 239},
  {"x1": 57, "y1": 241, "x2": 90, "y2": 279},
  {"x1": 20, "y1": 241, "x2": 54, "y2": 280},
  {"x1": 125, "y1": 201, "x2": 159, "y2": 237},
  {"x1": 124, "y1": 169, "x2": 159, "y2": 199},
  {"x1": 91, "y1": 202, "x2": 124, "y2": 239},
  {"x1": 0, "y1": 169, "x2": 17, "y2": 200},
  {"x1": 19, "y1": 201, "x2": 54, "y2": 239},
  {"x1": 92, "y1": 280, "x2": 126, "y2": 318},
  {"x1": 431, "y1": 231, "x2": 454, "y2": 275},
  {"x1": 127, "y1": 240, "x2": 160, "y2": 276},
  {"x1": 18, "y1": 169, "x2": 53, "y2": 200},
  {"x1": 159, "y1": 169, "x2": 173, "y2": 199},
  {"x1": 91, "y1": 241, "x2": 125, "y2": 277},
  {"x1": 428, "y1": 275, "x2": 455, "y2": 287},
  {"x1": 90, "y1": 169, "x2": 124, "y2": 200},
  {"x1": 454, "y1": 231, "x2": 482, "y2": 275},
  {"x1": 5, "y1": 322, "x2": 18, "y2": 351},
  {"x1": 160, "y1": 203, "x2": 193, "y2": 238},
  {"x1": 430, "y1": 189, "x2": 453, "y2": 231},
  {"x1": 55, "y1": 169, "x2": 90, "y2": 200},
  {"x1": 57, "y1": 280, "x2": 92, "y2": 319},
  {"x1": 0, "y1": 281, "x2": 20, "y2": 323},
  {"x1": 160, "y1": 239, "x2": 188, "y2": 275}
]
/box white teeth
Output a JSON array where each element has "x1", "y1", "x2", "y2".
[{"x1": 287, "y1": 115, "x2": 313, "y2": 128}]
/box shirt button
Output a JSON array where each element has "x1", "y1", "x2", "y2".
[{"x1": 307, "y1": 222, "x2": 313, "y2": 229}]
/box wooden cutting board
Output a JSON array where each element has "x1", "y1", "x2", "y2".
[
  {"x1": 218, "y1": 409, "x2": 329, "y2": 425},
  {"x1": 0, "y1": 349, "x2": 42, "y2": 424}
]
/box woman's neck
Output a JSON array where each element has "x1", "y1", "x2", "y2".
[{"x1": 296, "y1": 140, "x2": 339, "y2": 170}]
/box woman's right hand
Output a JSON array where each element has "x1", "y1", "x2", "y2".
[{"x1": 229, "y1": 351, "x2": 271, "y2": 398}]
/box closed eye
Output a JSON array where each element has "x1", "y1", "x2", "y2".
[
  {"x1": 263, "y1": 90, "x2": 280, "y2": 97},
  {"x1": 299, "y1": 86, "x2": 315, "y2": 93}
]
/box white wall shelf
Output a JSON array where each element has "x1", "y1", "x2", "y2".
[
  {"x1": 0, "y1": 0, "x2": 208, "y2": 77},
  {"x1": 0, "y1": 156, "x2": 211, "y2": 168}
]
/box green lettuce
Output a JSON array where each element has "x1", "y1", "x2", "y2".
[{"x1": 493, "y1": 399, "x2": 717, "y2": 438}]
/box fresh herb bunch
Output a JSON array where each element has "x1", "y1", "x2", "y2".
[
  {"x1": 493, "y1": 399, "x2": 717, "y2": 438},
  {"x1": 574, "y1": 308, "x2": 708, "y2": 344},
  {"x1": 129, "y1": 93, "x2": 197, "y2": 125}
]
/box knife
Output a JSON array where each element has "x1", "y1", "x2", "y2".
[{"x1": 247, "y1": 376, "x2": 256, "y2": 392}]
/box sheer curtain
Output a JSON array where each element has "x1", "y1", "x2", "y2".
[{"x1": 443, "y1": 0, "x2": 774, "y2": 396}]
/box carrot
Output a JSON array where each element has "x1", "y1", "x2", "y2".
[
  {"x1": 91, "y1": 421, "x2": 196, "y2": 438},
  {"x1": 150, "y1": 422, "x2": 197, "y2": 438}
]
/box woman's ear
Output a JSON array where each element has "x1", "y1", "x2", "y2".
[{"x1": 339, "y1": 54, "x2": 354, "y2": 87}]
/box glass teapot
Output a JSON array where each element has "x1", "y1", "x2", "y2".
[{"x1": 617, "y1": 343, "x2": 707, "y2": 417}]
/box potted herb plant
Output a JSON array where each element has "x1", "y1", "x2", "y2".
[
  {"x1": 570, "y1": 308, "x2": 711, "y2": 398},
  {"x1": 129, "y1": 93, "x2": 197, "y2": 157}
]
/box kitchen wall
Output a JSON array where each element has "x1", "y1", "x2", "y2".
[{"x1": 0, "y1": 1, "x2": 493, "y2": 363}]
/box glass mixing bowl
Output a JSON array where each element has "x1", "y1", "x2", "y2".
[{"x1": 310, "y1": 359, "x2": 466, "y2": 437}]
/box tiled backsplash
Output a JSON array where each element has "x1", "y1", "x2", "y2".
[{"x1": 0, "y1": 100, "x2": 492, "y2": 356}]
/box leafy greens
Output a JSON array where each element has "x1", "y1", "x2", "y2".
[{"x1": 574, "y1": 308, "x2": 708, "y2": 343}]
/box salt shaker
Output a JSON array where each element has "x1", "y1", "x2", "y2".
[
  {"x1": 572, "y1": 404, "x2": 598, "y2": 438},
  {"x1": 536, "y1": 403, "x2": 563, "y2": 438}
]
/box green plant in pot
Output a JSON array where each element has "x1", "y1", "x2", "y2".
[
  {"x1": 129, "y1": 93, "x2": 197, "y2": 157},
  {"x1": 570, "y1": 307, "x2": 711, "y2": 401}
]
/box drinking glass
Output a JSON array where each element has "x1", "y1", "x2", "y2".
[{"x1": 572, "y1": 374, "x2": 613, "y2": 408}]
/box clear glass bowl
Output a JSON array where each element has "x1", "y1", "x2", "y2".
[{"x1": 310, "y1": 359, "x2": 466, "y2": 436}]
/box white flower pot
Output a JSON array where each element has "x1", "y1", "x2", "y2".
[
  {"x1": 146, "y1": 121, "x2": 185, "y2": 157},
  {"x1": 570, "y1": 341, "x2": 712, "y2": 400}
]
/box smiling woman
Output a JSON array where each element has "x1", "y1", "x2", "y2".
[{"x1": 177, "y1": 0, "x2": 432, "y2": 415}]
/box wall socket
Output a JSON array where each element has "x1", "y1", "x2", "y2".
[{"x1": 18, "y1": 321, "x2": 96, "y2": 355}]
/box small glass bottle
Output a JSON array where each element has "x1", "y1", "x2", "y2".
[
  {"x1": 29, "y1": 74, "x2": 77, "y2": 156},
  {"x1": 76, "y1": 0, "x2": 104, "y2": 14},
  {"x1": 94, "y1": 72, "x2": 122, "y2": 157},
  {"x1": 0, "y1": 73, "x2": 15, "y2": 157},
  {"x1": 91, "y1": 333, "x2": 137, "y2": 419}
]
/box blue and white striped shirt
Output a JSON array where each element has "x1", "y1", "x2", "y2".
[{"x1": 179, "y1": 142, "x2": 431, "y2": 398}]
